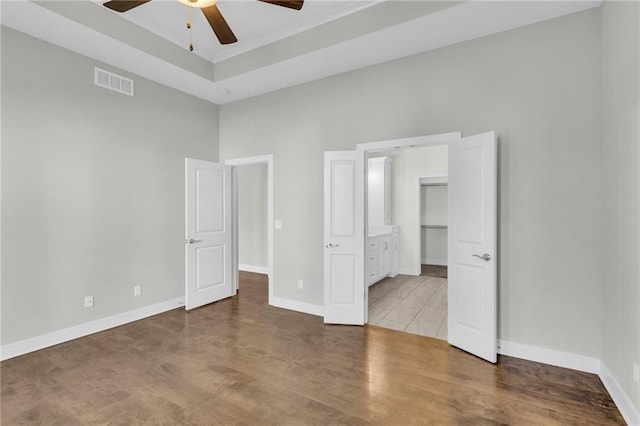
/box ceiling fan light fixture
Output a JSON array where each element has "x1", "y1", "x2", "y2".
[{"x1": 176, "y1": 0, "x2": 217, "y2": 8}]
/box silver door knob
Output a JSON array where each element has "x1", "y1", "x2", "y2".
[
  {"x1": 186, "y1": 239, "x2": 202, "y2": 244},
  {"x1": 326, "y1": 243, "x2": 340, "y2": 248},
  {"x1": 473, "y1": 253, "x2": 491, "y2": 261}
]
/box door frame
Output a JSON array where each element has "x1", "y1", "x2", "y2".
[
  {"x1": 225, "y1": 155, "x2": 274, "y2": 304},
  {"x1": 356, "y1": 132, "x2": 462, "y2": 321}
]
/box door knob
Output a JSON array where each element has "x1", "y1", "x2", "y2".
[
  {"x1": 186, "y1": 238, "x2": 202, "y2": 244},
  {"x1": 473, "y1": 253, "x2": 491, "y2": 261},
  {"x1": 326, "y1": 243, "x2": 340, "y2": 248}
]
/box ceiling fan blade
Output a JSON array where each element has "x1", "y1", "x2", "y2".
[
  {"x1": 103, "y1": 1, "x2": 151, "y2": 13},
  {"x1": 201, "y1": 5, "x2": 238, "y2": 45},
  {"x1": 258, "y1": 0, "x2": 304, "y2": 10}
]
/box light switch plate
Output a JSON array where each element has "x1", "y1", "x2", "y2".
[{"x1": 274, "y1": 220, "x2": 283, "y2": 230}]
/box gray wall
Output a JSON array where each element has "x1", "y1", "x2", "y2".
[
  {"x1": 1, "y1": 28, "x2": 219, "y2": 345},
  {"x1": 237, "y1": 163, "x2": 268, "y2": 269},
  {"x1": 601, "y1": 0, "x2": 640, "y2": 413},
  {"x1": 220, "y1": 9, "x2": 603, "y2": 357}
]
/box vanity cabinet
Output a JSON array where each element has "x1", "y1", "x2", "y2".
[
  {"x1": 366, "y1": 237, "x2": 379, "y2": 285},
  {"x1": 367, "y1": 226, "x2": 399, "y2": 287},
  {"x1": 368, "y1": 157, "x2": 393, "y2": 226},
  {"x1": 380, "y1": 234, "x2": 392, "y2": 277}
]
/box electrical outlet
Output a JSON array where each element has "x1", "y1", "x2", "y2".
[
  {"x1": 633, "y1": 362, "x2": 639, "y2": 384},
  {"x1": 84, "y1": 296, "x2": 94, "y2": 308},
  {"x1": 134, "y1": 285, "x2": 141, "y2": 296},
  {"x1": 297, "y1": 279, "x2": 303, "y2": 290}
]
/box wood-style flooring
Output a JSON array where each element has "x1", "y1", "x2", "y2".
[{"x1": 1, "y1": 272, "x2": 625, "y2": 425}]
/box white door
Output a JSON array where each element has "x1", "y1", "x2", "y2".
[
  {"x1": 448, "y1": 131, "x2": 497, "y2": 363},
  {"x1": 185, "y1": 158, "x2": 235, "y2": 310},
  {"x1": 323, "y1": 151, "x2": 365, "y2": 324}
]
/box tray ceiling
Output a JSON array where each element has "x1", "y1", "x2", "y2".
[{"x1": 1, "y1": 0, "x2": 602, "y2": 104}]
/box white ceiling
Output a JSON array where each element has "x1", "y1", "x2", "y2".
[
  {"x1": 1, "y1": 0, "x2": 602, "y2": 105},
  {"x1": 116, "y1": 0, "x2": 377, "y2": 63}
]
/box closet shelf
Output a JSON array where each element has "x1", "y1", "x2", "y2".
[{"x1": 421, "y1": 224, "x2": 448, "y2": 229}]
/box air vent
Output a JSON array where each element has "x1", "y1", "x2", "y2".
[{"x1": 94, "y1": 67, "x2": 134, "y2": 96}]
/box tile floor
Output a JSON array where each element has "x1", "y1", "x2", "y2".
[{"x1": 368, "y1": 270, "x2": 447, "y2": 340}]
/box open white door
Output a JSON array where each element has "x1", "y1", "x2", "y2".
[
  {"x1": 185, "y1": 158, "x2": 235, "y2": 310},
  {"x1": 448, "y1": 131, "x2": 497, "y2": 363},
  {"x1": 323, "y1": 151, "x2": 365, "y2": 324}
]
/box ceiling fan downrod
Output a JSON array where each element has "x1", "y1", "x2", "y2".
[{"x1": 186, "y1": 4, "x2": 194, "y2": 51}]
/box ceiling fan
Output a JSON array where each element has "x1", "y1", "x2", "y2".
[{"x1": 102, "y1": 0, "x2": 304, "y2": 47}]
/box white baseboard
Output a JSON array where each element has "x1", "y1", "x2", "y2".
[
  {"x1": 239, "y1": 264, "x2": 268, "y2": 274},
  {"x1": 497, "y1": 339, "x2": 601, "y2": 374},
  {"x1": 0, "y1": 297, "x2": 183, "y2": 361},
  {"x1": 497, "y1": 341, "x2": 639, "y2": 424},
  {"x1": 270, "y1": 296, "x2": 323, "y2": 317},
  {"x1": 422, "y1": 258, "x2": 447, "y2": 266},
  {"x1": 600, "y1": 363, "x2": 640, "y2": 426}
]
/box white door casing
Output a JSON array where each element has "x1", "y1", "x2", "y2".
[
  {"x1": 225, "y1": 155, "x2": 274, "y2": 303},
  {"x1": 323, "y1": 151, "x2": 365, "y2": 324},
  {"x1": 185, "y1": 158, "x2": 235, "y2": 310},
  {"x1": 447, "y1": 131, "x2": 497, "y2": 363}
]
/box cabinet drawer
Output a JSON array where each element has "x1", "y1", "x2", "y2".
[
  {"x1": 368, "y1": 239, "x2": 379, "y2": 251},
  {"x1": 367, "y1": 263, "x2": 378, "y2": 283},
  {"x1": 367, "y1": 252, "x2": 378, "y2": 262},
  {"x1": 368, "y1": 258, "x2": 379, "y2": 271}
]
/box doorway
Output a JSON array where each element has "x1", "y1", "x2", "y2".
[
  {"x1": 323, "y1": 131, "x2": 498, "y2": 363},
  {"x1": 236, "y1": 163, "x2": 268, "y2": 275},
  {"x1": 366, "y1": 147, "x2": 449, "y2": 341},
  {"x1": 225, "y1": 155, "x2": 274, "y2": 304}
]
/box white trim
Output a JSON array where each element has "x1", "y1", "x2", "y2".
[
  {"x1": 497, "y1": 339, "x2": 601, "y2": 374},
  {"x1": 600, "y1": 363, "x2": 640, "y2": 426},
  {"x1": 225, "y1": 154, "x2": 274, "y2": 167},
  {"x1": 357, "y1": 132, "x2": 461, "y2": 153},
  {"x1": 239, "y1": 264, "x2": 269, "y2": 275},
  {"x1": 230, "y1": 164, "x2": 239, "y2": 294},
  {"x1": 225, "y1": 155, "x2": 274, "y2": 305},
  {"x1": 420, "y1": 177, "x2": 448, "y2": 185},
  {"x1": 422, "y1": 258, "x2": 447, "y2": 266},
  {"x1": 0, "y1": 297, "x2": 183, "y2": 361},
  {"x1": 270, "y1": 296, "x2": 324, "y2": 317},
  {"x1": 497, "y1": 340, "x2": 640, "y2": 424}
]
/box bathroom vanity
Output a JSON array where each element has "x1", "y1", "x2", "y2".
[{"x1": 367, "y1": 226, "x2": 399, "y2": 286}]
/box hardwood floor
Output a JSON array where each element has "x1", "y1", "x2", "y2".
[{"x1": 2, "y1": 272, "x2": 624, "y2": 425}]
